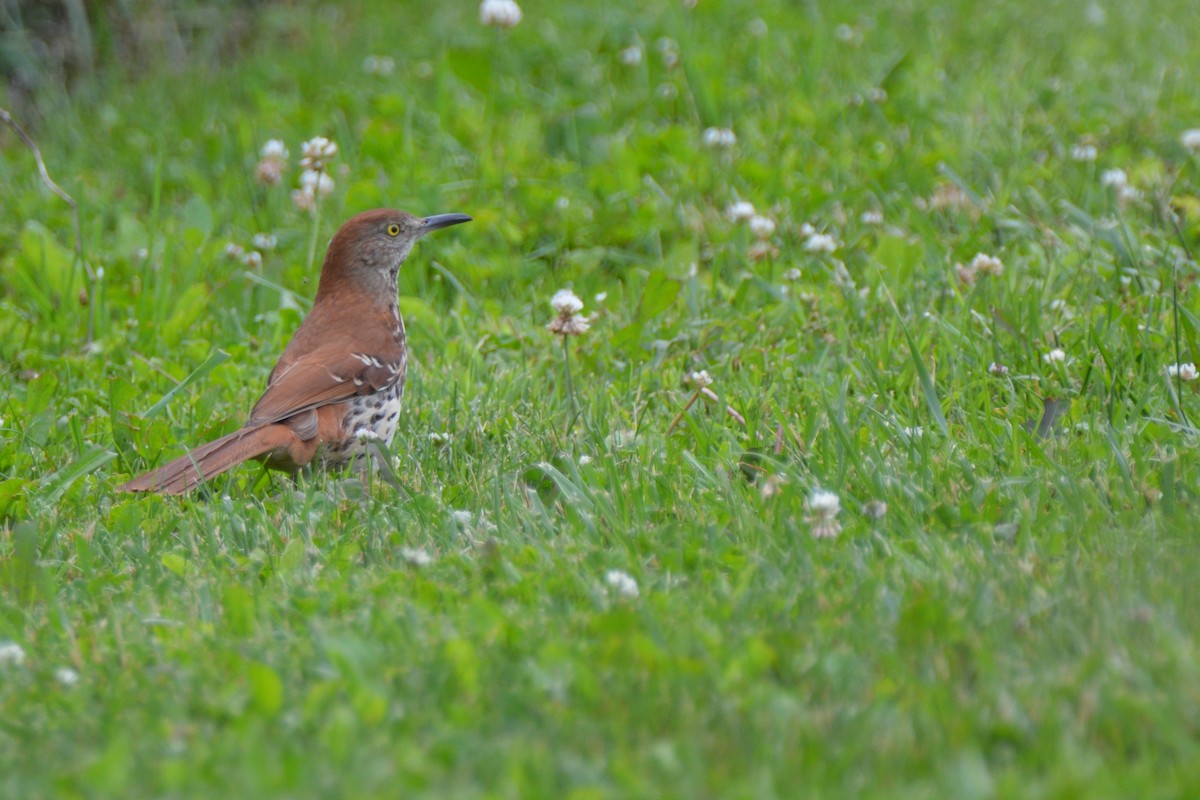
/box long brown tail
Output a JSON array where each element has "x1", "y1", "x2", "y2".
[{"x1": 118, "y1": 424, "x2": 297, "y2": 495}]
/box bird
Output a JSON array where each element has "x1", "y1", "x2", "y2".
[{"x1": 118, "y1": 207, "x2": 471, "y2": 494}]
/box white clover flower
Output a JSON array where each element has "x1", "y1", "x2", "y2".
[
  {"x1": 726, "y1": 201, "x2": 756, "y2": 221},
  {"x1": 451, "y1": 509, "x2": 473, "y2": 526},
  {"x1": 783, "y1": 267, "x2": 802, "y2": 281},
  {"x1": 550, "y1": 288, "x2": 584, "y2": 315},
  {"x1": 657, "y1": 37, "x2": 680, "y2": 67},
  {"x1": 354, "y1": 428, "x2": 381, "y2": 442},
  {"x1": 260, "y1": 139, "x2": 289, "y2": 161},
  {"x1": 702, "y1": 127, "x2": 737, "y2": 148},
  {"x1": 619, "y1": 44, "x2": 643, "y2": 65},
  {"x1": 687, "y1": 370, "x2": 714, "y2": 388},
  {"x1": 1167, "y1": 362, "x2": 1199, "y2": 381},
  {"x1": 748, "y1": 215, "x2": 776, "y2": 239},
  {"x1": 988, "y1": 362, "x2": 1009, "y2": 376},
  {"x1": 55, "y1": 667, "x2": 79, "y2": 687},
  {"x1": 1118, "y1": 184, "x2": 1143, "y2": 204},
  {"x1": 901, "y1": 426, "x2": 925, "y2": 439},
  {"x1": 0, "y1": 641, "x2": 26, "y2": 667},
  {"x1": 807, "y1": 489, "x2": 842, "y2": 539},
  {"x1": 860, "y1": 210, "x2": 883, "y2": 225},
  {"x1": 429, "y1": 432, "x2": 453, "y2": 445},
  {"x1": 863, "y1": 500, "x2": 887, "y2": 520},
  {"x1": 300, "y1": 169, "x2": 335, "y2": 196},
  {"x1": 252, "y1": 233, "x2": 277, "y2": 251},
  {"x1": 605, "y1": 569, "x2": 640, "y2": 599},
  {"x1": 969, "y1": 253, "x2": 1004, "y2": 277},
  {"x1": 256, "y1": 159, "x2": 284, "y2": 186},
  {"x1": 548, "y1": 289, "x2": 589, "y2": 336},
  {"x1": 1070, "y1": 143, "x2": 1098, "y2": 162},
  {"x1": 400, "y1": 547, "x2": 434, "y2": 567},
  {"x1": 1181, "y1": 129, "x2": 1200, "y2": 153},
  {"x1": 362, "y1": 55, "x2": 396, "y2": 76},
  {"x1": 291, "y1": 189, "x2": 315, "y2": 213},
  {"x1": 223, "y1": 242, "x2": 244, "y2": 260},
  {"x1": 798, "y1": 222, "x2": 816, "y2": 237},
  {"x1": 867, "y1": 87, "x2": 888, "y2": 104},
  {"x1": 1101, "y1": 168, "x2": 1128, "y2": 188},
  {"x1": 480, "y1": 0, "x2": 522, "y2": 28},
  {"x1": 299, "y1": 136, "x2": 338, "y2": 171},
  {"x1": 804, "y1": 233, "x2": 839, "y2": 254},
  {"x1": 594, "y1": 291, "x2": 608, "y2": 302},
  {"x1": 578, "y1": 454, "x2": 593, "y2": 465},
  {"x1": 1043, "y1": 348, "x2": 1066, "y2": 365},
  {"x1": 242, "y1": 250, "x2": 263, "y2": 270}
]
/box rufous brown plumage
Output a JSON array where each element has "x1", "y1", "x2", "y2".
[{"x1": 119, "y1": 208, "x2": 471, "y2": 494}]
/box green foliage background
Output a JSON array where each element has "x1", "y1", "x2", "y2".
[{"x1": 3, "y1": 0, "x2": 1200, "y2": 796}]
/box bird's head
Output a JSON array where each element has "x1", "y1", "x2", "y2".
[{"x1": 317, "y1": 208, "x2": 471, "y2": 297}]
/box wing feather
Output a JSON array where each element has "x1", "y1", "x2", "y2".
[{"x1": 247, "y1": 345, "x2": 404, "y2": 428}]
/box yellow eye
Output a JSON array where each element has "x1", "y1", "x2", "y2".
[{"x1": 386, "y1": 223, "x2": 401, "y2": 236}]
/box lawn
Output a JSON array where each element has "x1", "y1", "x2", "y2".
[{"x1": 4, "y1": 0, "x2": 1200, "y2": 796}]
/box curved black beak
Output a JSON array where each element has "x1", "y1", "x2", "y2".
[{"x1": 421, "y1": 213, "x2": 473, "y2": 233}]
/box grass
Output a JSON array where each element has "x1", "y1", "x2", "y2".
[{"x1": 4, "y1": 0, "x2": 1200, "y2": 796}]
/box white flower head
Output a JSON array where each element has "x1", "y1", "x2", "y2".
[
  {"x1": 548, "y1": 289, "x2": 589, "y2": 336},
  {"x1": 702, "y1": 127, "x2": 737, "y2": 148},
  {"x1": 480, "y1": 0, "x2": 522, "y2": 28},
  {"x1": 1181, "y1": 129, "x2": 1200, "y2": 153},
  {"x1": 988, "y1": 362, "x2": 1009, "y2": 376},
  {"x1": 783, "y1": 267, "x2": 802, "y2": 281},
  {"x1": 300, "y1": 169, "x2": 335, "y2": 196},
  {"x1": 550, "y1": 288, "x2": 584, "y2": 315},
  {"x1": 260, "y1": 139, "x2": 289, "y2": 161},
  {"x1": 55, "y1": 667, "x2": 79, "y2": 687},
  {"x1": 400, "y1": 547, "x2": 434, "y2": 567},
  {"x1": 1101, "y1": 168, "x2": 1128, "y2": 188},
  {"x1": 605, "y1": 569, "x2": 640, "y2": 599},
  {"x1": 451, "y1": 509, "x2": 473, "y2": 526},
  {"x1": 1070, "y1": 143, "x2": 1098, "y2": 162},
  {"x1": 1167, "y1": 362, "x2": 1199, "y2": 381},
  {"x1": 0, "y1": 641, "x2": 26, "y2": 667},
  {"x1": 223, "y1": 242, "x2": 244, "y2": 260},
  {"x1": 299, "y1": 136, "x2": 338, "y2": 171},
  {"x1": 860, "y1": 210, "x2": 884, "y2": 225},
  {"x1": 726, "y1": 201, "x2": 756, "y2": 221},
  {"x1": 804, "y1": 233, "x2": 839, "y2": 254},
  {"x1": 252, "y1": 233, "x2": 278, "y2": 251},
  {"x1": 969, "y1": 253, "x2": 1004, "y2": 277},
  {"x1": 807, "y1": 489, "x2": 842, "y2": 539},
  {"x1": 242, "y1": 250, "x2": 263, "y2": 270},
  {"x1": 1043, "y1": 348, "x2": 1067, "y2": 365},
  {"x1": 687, "y1": 370, "x2": 714, "y2": 388},
  {"x1": 362, "y1": 55, "x2": 396, "y2": 76},
  {"x1": 354, "y1": 428, "x2": 381, "y2": 442},
  {"x1": 619, "y1": 44, "x2": 643, "y2": 65},
  {"x1": 748, "y1": 215, "x2": 776, "y2": 239},
  {"x1": 578, "y1": 454, "x2": 593, "y2": 465}
]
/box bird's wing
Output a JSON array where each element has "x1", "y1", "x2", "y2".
[{"x1": 246, "y1": 344, "x2": 405, "y2": 429}]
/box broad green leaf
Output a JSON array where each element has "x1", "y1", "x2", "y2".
[
  {"x1": 161, "y1": 283, "x2": 210, "y2": 345},
  {"x1": 637, "y1": 271, "x2": 681, "y2": 322}
]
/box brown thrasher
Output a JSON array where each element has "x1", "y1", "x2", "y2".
[{"x1": 119, "y1": 208, "x2": 471, "y2": 494}]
